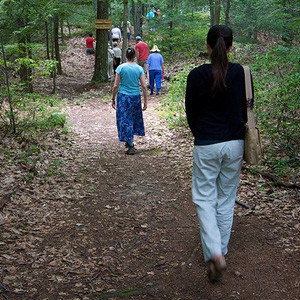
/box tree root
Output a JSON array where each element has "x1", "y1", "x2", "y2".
[{"x1": 243, "y1": 166, "x2": 300, "y2": 189}]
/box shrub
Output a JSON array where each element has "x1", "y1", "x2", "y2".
[
  {"x1": 160, "y1": 65, "x2": 195, "y2": 128},
  {"x1": 251, "y1": 45, "x2": 300, "y2": 174},
  {"x1": 144, "y1": 12, "x2": 209, "y2": 61}
]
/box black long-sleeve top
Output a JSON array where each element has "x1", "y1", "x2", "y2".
[{"x1": 185, "y1": 62, "x2": 251, "y2": 145}]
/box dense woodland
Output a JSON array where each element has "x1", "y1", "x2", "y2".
[
  {"x1": 0, "y1": 0, "x2": 299, "y2": 180},
  {"x1": 0, "y1": 1, "x2": 299, "y2": 298}
]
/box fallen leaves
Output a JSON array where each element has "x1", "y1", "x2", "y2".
[{"x1": 0, "y1": 36, "x2": 299, "y2": 299}]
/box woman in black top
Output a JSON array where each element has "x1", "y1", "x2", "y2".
[{"x1": 185, "y1": 25, "x2": 251, "y2": 282}]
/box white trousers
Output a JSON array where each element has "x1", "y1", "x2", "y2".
[
  {"x1": 108, "y1": 59, "x2": 113, "y2": 78},
  {"x1": 192, "y1": 140, "x2": 244, "y2": 262}
]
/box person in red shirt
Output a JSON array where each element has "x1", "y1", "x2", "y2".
[
  {"x1": 85, "y1": 33, "x2": 95, "y2": 67},
  {"x1": 135, "y1": 36, "x2": 150, "y2": 76}
]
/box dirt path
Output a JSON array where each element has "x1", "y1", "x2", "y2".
[
  {"x1": 0, "y1": 38, "x2": 299, "y2": 300},
  {"x1": 55, "y1": 98, "x2": 300, "y2": 300}
]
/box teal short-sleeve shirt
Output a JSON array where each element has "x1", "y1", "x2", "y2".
[{"x1": 116, "y1": 63, "x2": 144, "y2": 95}]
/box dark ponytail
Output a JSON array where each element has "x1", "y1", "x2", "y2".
[
  {"x1": 207, "y1": 25, "x2": 233, "y2": 96},
  {"x1": 126, "y1": 47, "x2": 136, "y2": 61}
]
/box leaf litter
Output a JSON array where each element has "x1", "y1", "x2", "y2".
[{"x1": 0, "y1": 37, "x2": 299, "y2": 299}]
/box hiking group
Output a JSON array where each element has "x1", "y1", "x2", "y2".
[{"x1": 89, "y1": 23, "x2": 254, "y2": 284}]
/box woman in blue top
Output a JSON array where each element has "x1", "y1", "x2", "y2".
[
  {"x1": 146, "y1": 45, "x2": 164, "y2": 95},
  {"x1": 112, "y1": 47, "x2": 148, "y2": 155}
]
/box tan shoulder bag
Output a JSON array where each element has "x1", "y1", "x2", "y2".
[{"x1": 243, "y1": 65, "x2": 262, "y2": 165}]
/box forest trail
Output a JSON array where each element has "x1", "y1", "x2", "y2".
[{"x1": 0, "y1": 38, "x2": 299, "y2": 300}]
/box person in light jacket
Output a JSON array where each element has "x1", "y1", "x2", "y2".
[
  {"x1": 107, "y1": 44, "x2": 114, "y2": 79},
  {"x1": 146, "y1": 45, "x2": 164, "y2": 95}
]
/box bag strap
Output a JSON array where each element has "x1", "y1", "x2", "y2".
[
  {"x1": 243, "y1": 65, "x2": 253, "y2": 104},
  {"x1": 243, "y1": 65, "x2": 256, "y2": 128}
]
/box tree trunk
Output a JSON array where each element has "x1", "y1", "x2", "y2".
[
  {"x1": 92, "y1": 0, "x2": 109, "y2": 83},
  {"x1": 16, "y1": 19, "x2": 25, "y2": 83},
  {"x1": 1, "y1": 34, "x2": 16, "y2": 133},
  {"x1": 169, "y1": 0, "x2": 175, "y2": 10},
  {"x1": 281, "y1": 0, "x2": 294, "y2": 43},
  {"x1": 140, "y1": 2, "x2": 146, "y2": 36},
  {"x1": 60, "y1": 19, "x2": 64, "y2": 44},
  {"x1": 45, "y1": 21, "x2": 50, "y2": 60},
  {"x1": 18, "y1": 21, "x2": 33, "y2": 92},
  {"x1": 141, "y1": 2, "x2": 146, "y2": 17},
  {"x1": 133, "y1": 0, "x2": 142, "y2": 37},
  {"x1": 51, "y1": 67, "x2": 57, "y2": 94},
  {"x1": 213, "y1": 0, "x2": 221, "y2": 25},
  {"x1": 54, "y1": 14, "x2": 62, "y2": 75},
  {"x1": 223, "y1": 0, "x2": 231, "y2": 26},
  {"x1": 131, "y1": 0, "x2": 135, "y2": 33},
  {"x1": 50, "y1": 20, "x2": 56, "y2": 93},
  {"x1": 208, "y1": 0, "x2": 215, "y2": 27},
  {"x1": 27, "y1": 41, "x2": 33, "y2": 93},
  {"x1": 18, "y1": 39, "x2": 28, "y2": 89},
  {"x1": 66, "y1": 19, "x2": 72, "y2": 37},
  {"x1": 122, "y1": 0, "x2": 129, "y2": 62},
  {"x1": 50, "y1": 19, "x2": 54, "y2": 60}
]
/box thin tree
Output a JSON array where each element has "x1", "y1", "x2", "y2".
[
  {"x1": 45, "y1": 20, "x2": 50, "y2": 60},
  {"x1": 122, "y1": 0, "x2": 129, "y2": 63},
  {"x1": 16, "y1": 16, "x2": 34, "y2": 92},
  {"x1": 208, "y1": 0, "x2": 222, "y2": 26},
  {"x1": 54, "y1": 14, "x2": 63, "y2": 75},
  {"x1": 92, "y1": 0, "x2": 109, "y2": 83},
  {"x1": 132, "y1": 0, "x2": 142, "y2": 37},
  {"x1": 223, "y1": 0, "x2": 231, "y2": 26},
  {"x1": 49, "y1": 18, "x2": 57, "y2": 94},
  {"x1": 1, "y1": 35, "x2": 16, "y2": 133},
  {"x1": 209, "y1": 0, "x2": 215, "y2": 26},
  {"x1": 213, "y1": 0, "x2": 221, "y2": 25}
]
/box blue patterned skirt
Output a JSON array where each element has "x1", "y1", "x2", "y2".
[{"x1": 116, "y1": 93, "x2": 145, "y2": 143}]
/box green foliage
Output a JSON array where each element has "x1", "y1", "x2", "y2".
[
  {"x1": 36, "y1": 60, "x2": 58, "y2": 77},
  {"x1": 154, "y1": 11, "x2": 208, "y2": 125},
  {"x1": 0, "y1": 0, "x2": 54, "y2": 44},
  {"x1": 67, "y1": 3, "x2": 96, "y2": 34},
  {"x1": 16, "y1": 94, "x2": 67, "y2": 131},
  {"x1": 231, "y1": 0, "x2": 300, "y2": 43},
  {"x1": 14, "y1": 144, "x2": 40, "y2": 166},
  {"x1": 145, "y1": 12, "x2": 209, "y2": 60},
  {"x1": 13, "y1": 49, "x2": 57, "y2": 79},
  {"x1": 1, "y1": 92, "x2": 67, "y2": 134},
  {"x1": 0, "y1": 90, "x2": 68, "y2": 182},
  {"x1": 160, "y1": 65, "x2": 195, "y2": 128},
  {"x1": 46, "y1": 158, "x2": 66, "y2": 177},
  {"x1": 1, "y1": 41, "x2": 59, "y2": 133},
  {"x1": 48, "y1": 112, "x2": 67, "y2": 128},
  {"x1": 109, "y1": 0, "x2": 125, "y2": 26},
  {"x1": 251, "y1": 45, "x2": 300, "y2": 174}
]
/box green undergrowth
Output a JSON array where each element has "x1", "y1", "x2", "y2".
[
  {"x1": 1, "y1": 92, "x2": 69, "y2": 183},
  {"x1": 11, "y1": 93, "x2": 67, "y2": 133},
  {"x1": 250, "y1": 44, "x2": 300, "y2": 177},
  {"x1": 145, "y1": 12, "x2": 209, "y2": 60},
  {"x1": 159, "y1": 65, "x2": 193, "y2": 129}
]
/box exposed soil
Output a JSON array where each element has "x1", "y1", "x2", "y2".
[{"x1": 0, "y1": 38, "x2": 299, "y2": 300}]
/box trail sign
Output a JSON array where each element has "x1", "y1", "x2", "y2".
[{"x1": 95, "y1": 19, "x2": 112, "y2": 30}]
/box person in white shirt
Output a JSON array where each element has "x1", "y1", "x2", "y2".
[
  {"x1": 108, "y1": 44, "x2": 114, "y2": 79},
  {"x1": 126, "y1": 21, "x2": 131, "y2": 41},
  {"x1": 111, "y1": 25, "x2": 122, "y2": 43},
  {"x1": 112, "y1": 42, "x2": 122, "y2": 74}
]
